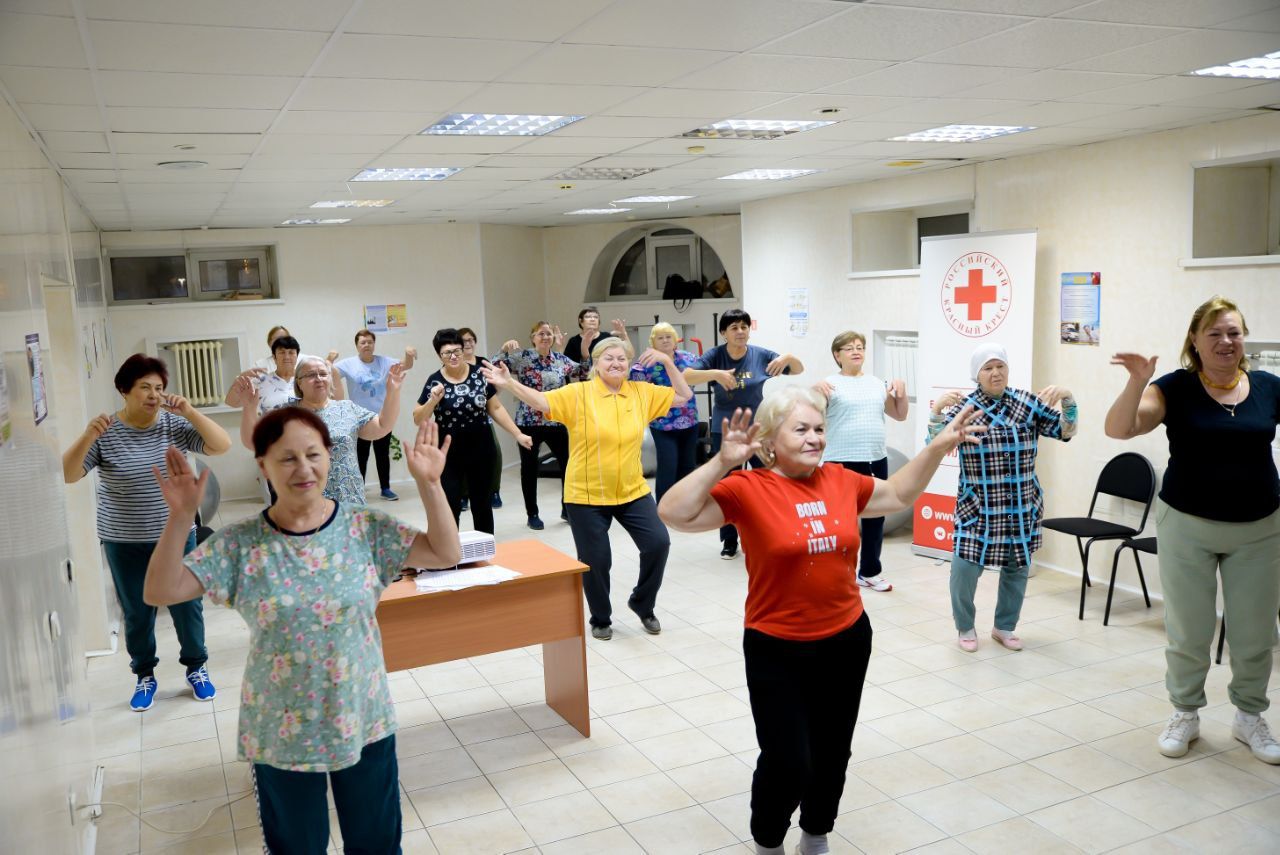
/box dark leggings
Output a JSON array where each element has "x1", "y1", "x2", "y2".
[
  {"x1": 838, "y1": 458, "x2": 889, "y2": 577},
  {"x1": 744, "y1": 614, "x2": 872, "y2": 848},
  {"x1": 440, "y1": 430, "x2": 495, "y2": 533},
  {"x1": 356, "y1": 433, "x2": 393, "y2": 491},
  {"x1": 650, "y1": 425, "x2": 698, "y2": 505},
  {"x1": 565, "y1": 497, "x2": 670, "y2": 627},
  {"x1": 519, "y1": 424, "x2": 570, "y2": 517}
]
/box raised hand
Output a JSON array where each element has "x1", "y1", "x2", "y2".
[
  {"x1": 635, "y1": 347, "x2": 669, "y2": 369},
  {"x1": 516, "y1": 432, "x2": 533, "y2": 450},
  {"x1": 404, "y1": 418, "x2": 449, "y2": 484},
  {"x1": 812, "y1": 380, "x2": 835, "y2": 399},
  {"x1": 152, "y1": 445, "x2": 208, "y2": 517},
  {"x1": 233, "y1": 375, "x2": 260, "y2": 410},
  {"x1": 502, "y1": 339, "x2": 521, "y2": 353},
  {"x1": 1037, "y1": 385, "x2": 1072, "y2": 408},
  {"x1": 716, "y1": 408, "x2": 762, "y2": 469},
  {"x1": 609, "y1": 318, "x2": 629, "y2": 337},
  {"x1": 931, "y1": 389, "x2": 968, "y2": 415},
  {"x1": 160, "y1": 393, "x2": 193, "y2": 416},
  {"x1": 931, "y1": 404, "x2": 987, "y2": 454},
  {"x1": 1111, "y1": 353, "x2": 1157, "y2": 384},
  {"x1": 887, "y1": 379, "x2": 907, "y2": 399},
  {"x1": 386, "y1": 362, "x2": 406, "y2": 392},
  {"x1": 552, "y1": 325, "x2": 566, "y2": 350},
  {"x1": 479, "y1": 359, "x2": 511, "y2": 389},
  {"x1": 326, "y1": 349, "x2": 340, "y2": 364},
  {"x1": 85, "y1": 412, "x2": 113, "y2": 440},
  {"x1": 404, "y1": 345, "x2": 417, "y2": 362}
]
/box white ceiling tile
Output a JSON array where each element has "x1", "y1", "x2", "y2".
[
  {"x1": 553, "y1": 116, "x2": 698, "y2": 138},
  {"x1": 1168, "y1": 81, "x2": 1280, "y2": 108},
  {"x1": 21, "y1": 103, "x2": 105, "y2": 131},
  {"x1": 41, "y1": 130, "x2": 110, "y2": 152},
  {"x1": 236, "y1": 169, "x2": 361, "y2": 183},
  {"x1": 738, "y1": 93, "x2": 912, "y2": 121},
  {"x1": 948, "y1": 69, "x2": 1155, "y2": 101},
  {"x1": 290, "y1": 78, "x2": 478, "y2": 112},
  {"x1": 864, "y1": 98, "x2": 1029, "y2": 125},
  {"x1": 477, "y1": 154, "x2": 590, "y2": 168},
  {"x1": 112, "y1": 152, "x2": 245, "y2": 170},
  {"x1": 820, "y1": 62, "x2": 1019, "y2": 97},
  {"x1": 388, "y1": 135, "x2": 528, "y2": 155},
  {"x1": 451, "y1": 82, "x2": 642, "y2": 116},
  {"x1": 60, "y1": 170, "x2": 119, "y2": 182},
  {"x1": 107, "y1": 107, "x2": 276, "y2": 134},
  {"x1": 667, "y1": 54, "x2": 889, "y2": 92},
  {"x1": 89, "y1": 21, "x2": 327, "y2": 75},
  {"x1": 257, "y1": 134, "x2": 403, "y2": 154},
  {"x1": 0, "y1": 66, "x2": 94, "y2": 104},
  {"x1": 97, "y1": 71, "x2": 297, "y2": 109},
  {"x1": 349, "y1": 0, "x2": 611, "y2": 40},
  {"x1": 52, "y1": 152, "x2": 116, "y2": 169},
  {"x1": 767, "y1": 5, "x2": 1022, "y2": 61},
  {"x1": 117, "y1": 171, "x2": 237, "y2": 184},
  {"x1": 1065, "y1": 104, "x2": 1239, "y2": 128},
  {"x1": 316, "y1": 34, "x2": 543, "y2": 81},
  {"x1": 563, "y1": 0, "x2": 838, "y2": 52},
  {"x1": 1061, "y1": 28, "x2": 1278, "y2": 74},
  {"x1": 601, "y1": 88, "x2": 791, "y2": 120},
  {"x1": 619, "y1": 138, "x2": 761, "y2": 156},
  {"x1": 1060, "y1": 74, "x2": 1262, "y2": 105},
  {"x1": 112, "y1": 132, "x2": 260, "y2": 154},
  {"x1": 926, "y1": 19, "x2": 1180, "y2": 69},
  {"x1": 976, "y1": 100, "x2": 1136, "y2": 125},
  {"x1": 81, "y1": 0, "x2": 353, "y2": 31},
  {"x1": 799, "y1": 120, "x2": 947, "y2": 141},
  {"x1": 1057, "y1": 0, "x2": 1280, "y2": 28},
  {"x1": 870, "y1": 0, "x2": 1084, "y2": 12},
  {"x1": 246, "y1": 153, "x2": 374, "y2": 170},
  {"x1": 1212, "y1": 7, "x2": 1280, "y2": 31},
  {"x1": 0, "y1": 13, "x2": 84, "y2": 68},
  {"x1": 272, "y1": 110, "x2": 429, "y2": 136},
  {"x1": 500, "y1": 44, "x2": 730, "y2": 87},
  {"x1": 363, "y1": 153, "x2": 491, "y2": 168}
]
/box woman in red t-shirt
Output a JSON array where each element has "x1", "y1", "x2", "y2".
[{"x1": 660, "y1": 386, "x2": 979, "y2": 855}]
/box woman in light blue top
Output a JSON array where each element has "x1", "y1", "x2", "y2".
[{"x1": 815, "y1": 330, "x2": 908, "y2": 592}]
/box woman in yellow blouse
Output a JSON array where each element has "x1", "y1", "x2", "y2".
[{"x1": 482, "y1": 338, "x2": 693, "y2": 640}]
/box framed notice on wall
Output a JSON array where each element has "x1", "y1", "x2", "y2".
[
  {"x1": 1060, "y1": 271, "x2": 1101, "y2": 346},
  {"x1": 25, "y1": 333, "x2": 47, "y2": 425}
]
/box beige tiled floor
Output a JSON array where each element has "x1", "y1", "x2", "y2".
[{"x1": 87, "y1": 472, "x2": 1280, "y2": 853}]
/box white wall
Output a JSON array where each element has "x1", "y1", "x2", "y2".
[
  {"x1": 103, "y1": 224, "x2": 488, "y2": 498},
  {"x1": 742, "y1": 111, "x2": 1280, "y2": 594}
]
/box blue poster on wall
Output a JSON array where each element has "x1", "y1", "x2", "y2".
[{"x1": 1059, "y1": 271, "x2": 1101, "y2": 346}]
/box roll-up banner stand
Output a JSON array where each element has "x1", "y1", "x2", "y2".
[{"x1": 912, "y1": 230, "x2": 1038, "y2": 559}]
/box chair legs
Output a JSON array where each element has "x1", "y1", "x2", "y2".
[
  {"x1": 1216, "y1": 615, "x2": 1227, "y2": 665},
  {"x1": 1103, "y1": 543, "x2": 1155, "y2": 627},
  {"x1": 1077, "y1": 538, "x2": 1095, "y2": 621}
]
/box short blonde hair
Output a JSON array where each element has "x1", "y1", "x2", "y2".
[
  {"x1": 830, "y1": 330, "x2": 866, "y2": 366},
  {"x1": 1182, "y1": 295, "x2": 1250, "y2": 372},
  {"x1": 754, "y1": 386, "x2": 827, "y2": 467},
  {"x1": 649, "y1": 322, "x2": 677, "y2": 346},
  {"x1": 529, "y1": 320, "x2": 551, "y2": 337},
  {"x1": 587, "y1": 339, "x2": 628, "y2": 380}
]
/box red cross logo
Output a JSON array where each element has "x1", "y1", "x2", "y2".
[{"x1": 954, "y1": 269, "x2": 997, "y2": 321}]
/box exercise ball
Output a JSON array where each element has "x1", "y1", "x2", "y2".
[
  {"x1": 883, "y1": 446, "x2": 911, "y2": 535},
  {"x1": 192, "y1": 458, "x2": 221, "y2": 524},
  {"x1": 641, "y1": 428, "x2": 656, "y2": 478}
]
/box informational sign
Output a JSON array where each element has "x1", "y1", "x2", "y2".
[
  {"x1": 1060, "y1": 271, "x2": 1101, "y2": 345},
  {"x1": 912, "y1": 230, "x2": 1038, "y2": 558},
  {"x1": 25, "y1": 332, "x2": 47, "y2": 425},
  {"x1": 787, "y1": 288, "x2": 809, "y2": 337},
  {"x1": 364, "y1": 304, "x2": 408, "y2": 335}
]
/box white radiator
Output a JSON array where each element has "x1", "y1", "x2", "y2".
[
  {"x1": 166, "y1": 340, "x2": 224, "y2": 406},
  {"x1": 884, "y1": 334, "x2": 919, "y2": 398}
]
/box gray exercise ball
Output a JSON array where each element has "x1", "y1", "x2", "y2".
[
  {"x1": 641, "y1": 428, "x2": 656, "y2": 478},
  {"x1": 883, "y1": 446, "x2": 911, "y2": 534},
  {"x1": 192, "y1": 458, "x2": 221, "y2": 524}
]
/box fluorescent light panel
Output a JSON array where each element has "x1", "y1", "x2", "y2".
[
  {"x1": 613, "y1": 195, "x2": 695, "y2": 203},
  {"x1": 565, "y1": 208, "x2": 631, "y2": 215},
  {"x1": 890, "y1": 124, "x2": 1034, "y2": 143},
  {"x1": 310, "y1": 199, "x2": 395, "y2": 208},
  {"x1": 1189, "y1": 50, "x2": 1280, "y2": 79},
  {"x1": 282, "y1": 218, "x2": 351, "y2": 225},
  {"x1": 683, "y1": 119, "x2": 835, "y2": 140},
  {"x1": 718, "y1": 168, "x2": 822, "y2": 180},
  {"x1": 423, "y1": 113, "x2": 584, "y2": 136},
  {"x1": 351, "y1": 167, "x2": 461, "y2": 181},
  {"x1": 553, "y1": 166, "x2": 656, "y2": 180}
]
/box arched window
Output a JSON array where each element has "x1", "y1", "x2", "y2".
[{"x1": 605, "y1": 227, "x2": 731, "y2": 301}]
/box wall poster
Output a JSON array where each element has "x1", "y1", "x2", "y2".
[
  {"x1": 364, "y1": 304, "x2": 408, "y2": 335},
  {"x1": 25, "y1": 333, "x2": 47, "y2": 425},
  {"x1": 1060, "y1": 271, "x2": 1101, "y2": 345}
]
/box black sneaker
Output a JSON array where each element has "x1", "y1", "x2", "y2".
[
  {"x1": 560, "y1": 508, "x2": 568, "y2": 521},
  {"x1": 591, "y1": 625, "x2": 613, "y2": 641},
  {"x1": 491, "y1": 492, "x2": 503, "y2": 508},
  {"x1": 720, "y1": 545, "x2": 737, "y2": 560},
  {"x1": 528, "y1": 515, "x2": 545, "y2": 530},
  {"x1": 460, "y1": 498, "x2": 470, "y2": 512}
]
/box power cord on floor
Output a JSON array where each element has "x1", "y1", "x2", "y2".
[{"x1": 83, "y1": 791, "x2": 256, "y2": 834}]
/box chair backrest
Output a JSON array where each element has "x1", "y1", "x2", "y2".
[{"x1": 1090, "y1": 452, "x2": 1157, "y2": 530}]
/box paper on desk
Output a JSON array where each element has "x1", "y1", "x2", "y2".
[{"x1": 414, "y1": 564, "x2": 521, "y2": 592}]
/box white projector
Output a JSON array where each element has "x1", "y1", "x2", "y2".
[{"x1": 458, "y1": 530, "x2": 497, "y2": 566}]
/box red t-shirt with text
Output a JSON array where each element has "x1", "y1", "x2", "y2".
[{"x1": 710, "y1": 464, "x2": 875, "y2": 641}]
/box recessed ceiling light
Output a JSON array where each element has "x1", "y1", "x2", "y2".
[
  {"x1": 613, "y1": 195, "x2": 695, "y2": 204},
  {"x1": 564, "y1": 208, "x2": 632, "y2": 216},
  {"x1": 310, "y1": 199, "x2": 395, "y2": 208},
  {"x1": 718, "y1": 168, "x2": 823, "y2": 180},
  {"x1": 553, "y1": 166, "x2": 656, "y2": 181},
  {"x1": 889, "y1": 124, "x2": 1035, "y2": 143},
  {"x1": 422, "y1": 113, "x2": 585, "y2": 136},
  {"x1": 351, "y1": 167, "x2": 461, "y2": 181},
  {"x1": 281, "y1": 218, "x2": 351, "y2": 225},
  {"x1": 886, "y1": 160, "x2": 925, "y2": 167},
  {"x1": 1189, "y1": 50, "x2": 1280, "y2": 79},
  {"x1": 682, "y1": 119, "x2": 836, "y2": 140},
  {"x1": 156, "y1": 160, "x2": 207, "y2": 170}
]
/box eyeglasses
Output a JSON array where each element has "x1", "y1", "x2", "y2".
[
  {"x1": 298, "y1": 372, "x2": 330, "y2": 382},
  {"x1": 440, "y1": 348, "x2": 463, "y2": 358},
  {"x1": 838, "y1": 345, "x2": 865, "y2": 353},
  {"x1": 533, "y1": 332, "x2": 554, "y2": 338}
]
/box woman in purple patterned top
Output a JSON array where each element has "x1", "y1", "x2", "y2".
[
  {"x1": 493, "y1": 321, "x2": 587, "y2": 529},
  {"x1": 630, "y1": 323, "x2": 702, "y2": 503}
]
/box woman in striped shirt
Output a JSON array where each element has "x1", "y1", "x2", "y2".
[{"x1": 61, "y1": 353, "x2": 232, "y2": 711}]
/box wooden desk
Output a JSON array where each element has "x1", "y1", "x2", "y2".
[{"x1": 377, "y1": 539, "x2": 591, "y2": 737}]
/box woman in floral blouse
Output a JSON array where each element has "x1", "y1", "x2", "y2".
[
  {"x1": 144, "y1": 407, "x2": 459, "y2": 854},
  {"x1": 630, "y1": 322, "x2": 702, "y2": 504},
  {"x1": 494, "y1": 320, "x2": 587, "y2": 529}
]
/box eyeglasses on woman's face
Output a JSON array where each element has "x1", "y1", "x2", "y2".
[
  {"x1": 439, "y1": 347, "x2": 463, "y2": 360},
  {"x1": 298, "y1": 370, "x2": 330, "y2": 382}
]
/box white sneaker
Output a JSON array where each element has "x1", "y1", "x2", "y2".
[
  {"x1": 1157, "y1": 710, "x2": 1200, "y2": 757},
  {"x1": 1233, "y1": 711, "x2": 1280, "y2": 765},
  {"x1": 857, "y1": 574, "x2": 892, "y2": 592}
]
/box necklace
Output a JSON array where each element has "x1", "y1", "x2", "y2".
[
  {"x1": 1199, "y1": 369, "x2": 1242, "y2": 390},
  {"x1": 269, "y1": 502, "x2": 331, "y2": 553},
  {"x1": 1213, "y1": 381, "x2": 1243, "y2": 418}
]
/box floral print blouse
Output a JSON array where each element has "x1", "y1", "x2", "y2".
[
  {"x1": 278, "y1": 399, "x2": 376, "y2": 505},
  {"x1": 630, "y1": 349, "x2": 700, "y2": 431},
  {"x1": 490, "y1": 348, "x2": 586, "y2": 427},
  {"x1": 185, "y1": 503, "x2": 418, "y2": 772}
]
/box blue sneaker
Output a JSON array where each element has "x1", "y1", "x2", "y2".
[
  {"x1": 186, "y1": 666, "x2": 216, "y2": 702},
  {"x1": 130, "y1": 676, "x2": 157, "y2": 711},
  {"x1": 491, "y1": 492, "x2": 503, "y2": 509},
  {"x1": 380, "y1": 488, "x2": 399, "y2": 501}
]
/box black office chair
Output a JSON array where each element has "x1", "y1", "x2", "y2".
[
  {"x1": 1103, "y1": 536, "x2": 1155, "y2": 626},
  {"x1": 1041, "y1": 452, "x2": 1156, "y2": 621}
]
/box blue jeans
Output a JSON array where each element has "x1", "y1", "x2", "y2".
[
  {"x1": 949, "y1": 554, "x2": 1028, "y2": 633},
  {"x1": 650, "y1": 425, "x2": 698, "y2": 505},
  {"x1": 253, "y1": 734, "x2": 402, "y2": 855},
  {"x1": 102, "y1": 531, "x2": 205, "y2": 677}
]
